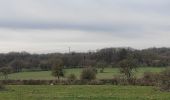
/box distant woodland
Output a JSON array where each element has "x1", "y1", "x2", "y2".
[{"x1": 0, "y1": 47, "x2": 170, "y2": 72}]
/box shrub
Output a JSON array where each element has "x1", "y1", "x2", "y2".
[
  {"x1": 100, "y1": 68, "x2": 104, "y2": 73},
  {"x1": 158, "y1": 68, "x2": 170, "y2": 92},
  {"x1": 92, "y1": 68, "x2": 98, "y2": 74},
  {"x1": 114, "y1": 75, "x2": 130, "y2": 85},
  {"x1": 88, "y1": 80, "x2": 104, "y2": 85},
  {"x1": 80, "y1": 68, "x2": 96, "y2": 81},
  {"x1": 0, "y1": 82, "x2": 5, "y2": 90},
  {"x1": 21, "y1": 80, "x2": 50, "y2": 85},
  {"x1": 140, "y1": 72, "x2": 160, "y2": 86},
  {"x1": 67, "y1": 74, "x2": 77, "y2": 81},
  {"x1": 100, "y1": 69, "x2": 103, "y2": 73}
]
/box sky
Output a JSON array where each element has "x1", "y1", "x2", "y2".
[{"x1": 0, "y1": 0, "x2": 170, "y2": 53}]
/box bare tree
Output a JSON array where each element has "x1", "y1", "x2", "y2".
[
  {"x1": 51, "y1": 59, "x2": 64, "y2": 80},
  {"x1": 0, "y1": 67, "x2": 12, "y2": 80},
  {"x1": 119, "y1": 59, "x2": 138, "y2": 83}
]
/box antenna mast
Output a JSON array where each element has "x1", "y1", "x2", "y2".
[{"x1": 68, "y1": 47, "x2": 71, "y2": 53}]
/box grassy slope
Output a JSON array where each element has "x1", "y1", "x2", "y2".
[
  {"x1": 0, "y1": 67, "x2": 165, "y2": 80},
  {"x1": 0, "y1": 85, "x2": 170, "y2": 100}
]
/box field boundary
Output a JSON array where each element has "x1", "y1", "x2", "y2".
[{"x1": 0, "y1": 78, "x2": 157, "y2": 86}]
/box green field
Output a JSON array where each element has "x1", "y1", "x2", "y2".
[
  {"x1": 0, "y1": 67, "x2": 165, "y2": 80},
  {"x1": 0, "y1": 85, "x2": 170, "y2": 100}
]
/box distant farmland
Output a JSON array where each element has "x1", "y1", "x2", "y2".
[{"x1": 0, "y1": 67, "x2": 165, "y2": 80}]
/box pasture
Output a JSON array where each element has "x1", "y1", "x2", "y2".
[
  {"x1": 0, "y1": 67, "x2": 165, "y2": 80},
  {"x1": 0, "y1": 85, "x2": 170, "y2": 100}
]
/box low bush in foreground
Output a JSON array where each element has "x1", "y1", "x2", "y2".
[
  {"x1": 0, "y1": 82, "x2": 5, "y2": 90},
  {"x1": 158, "y1": 68, "x2": 170, "y2": 92},
  {"x1": 114, "y1": 75, "x2": 137, "y2": 85},
  {"x1": 0, "y1": 79, "x2": 115, "y2": 85},
  {"x1": 139, "y1": 72, "x2": 160, "y2": 86},
  {"x1": 67, "y1": 74, "x2": 77, "y2": 81}
]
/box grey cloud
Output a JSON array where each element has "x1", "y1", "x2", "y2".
[
  {"x1": 0, "y1": 0, "x2": 170, "y2": 53},
  {"x1": 0, "y1": 20, "x2": 144, "y2": 33},
  {"x1": 0, "y1": 20, "x2": 148, "y2": 40},
  {"x1": 0, "y1": 0, "x2": 169, "y2": 32}
]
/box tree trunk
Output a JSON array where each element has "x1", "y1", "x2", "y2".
[{"x1": 57, "y1": 76, "x2": 60, "y2": 80}]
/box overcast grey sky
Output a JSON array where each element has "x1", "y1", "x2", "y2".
[{"x1": 0, "y1": 0, "x2": 170, "y2": 53}]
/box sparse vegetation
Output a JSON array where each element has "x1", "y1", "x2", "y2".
[
  {"x1": 80, "y1": 67, "x2": 96, "y2": 81},
  {"x1": 158, "y1": 68, "x2": 170, "y2": 92}
]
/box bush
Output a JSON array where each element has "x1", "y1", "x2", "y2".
[
  {"x1": 22, "y1": 80, "x2": 49, "y2": 85},
  {"x1": 113, "y1": 75, "x2": 137, "y2": 85},
  {"x1": 80, "y1": 68, "x2": 96, "y2": 81},
  {"x1": 67, "y1": 74, "x2": 77, "y2": 81},
  {"x1": 158, "y1": 68, "x2": 170, "y2": 92},
  {"x1": 0, "y1": 82, "x2": 5, "y2": 90},
  {"x1": 88, "y1": 80, "x2": 104, "y2": 85},
  {"x1": 92, "y1": 68, "x2": 98, "y2": 74},
  {"x1": 99, "y1": 67, "x2": 104, "y2": 73},
  {"x1": 140, "y1": 72, "x2": 160, "y2": 86}
]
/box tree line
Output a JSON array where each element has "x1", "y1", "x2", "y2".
[{"x1": 0, "y1": 47, "x2": 170, "y2": 73}]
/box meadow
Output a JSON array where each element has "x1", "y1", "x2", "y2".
[
  {"x1": 0, "y1": 85, "x2": 170, "y2": 100},
  {"x1": 0, "y1": 67, "x2": 165, "y2": 80},
  {"x1": 0, "y1": 67, "x2": 167, "y2": 100}
]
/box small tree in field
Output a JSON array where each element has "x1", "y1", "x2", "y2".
[
  {"x1": 80, "y1": 67, "x2": 96, "y2": 81},
  {"x1": 51, "y1": 59, "x2": 64, "y2": 80},
  {"x1": 96, "y1": 61, "x2": 106, "y2": 73},
  {"x1": 0, "y1": 67, "x2": 12, "y2": 80},
  {"x1": 119, "y1": 59, "x2": 138, "y2": 83}
]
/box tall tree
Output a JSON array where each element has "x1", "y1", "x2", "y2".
[
  {"x1": 51, "y1": 59, "x2": 64, "y2": 80},
  {"x1": 10, "y1": 60, "x2": 24, "y2": 72},
  {"x1": 119, "y1": 59, "x2": 138, "y2": 83}
]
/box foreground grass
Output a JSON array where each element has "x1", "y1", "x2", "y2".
[
  {"x1": 0, "y1": 85, "x2": 170, "y2": 100},
  {"x1": 0, "y1": 67, "x2": 165, "y2": 80}
]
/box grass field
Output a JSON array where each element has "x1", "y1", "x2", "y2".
[
  {"x1": 0, "y1": 67, "x2": 165, "y2": 80},
  {"x1": 0, "y1": 85, "x2": 170, "y2": 100}
]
